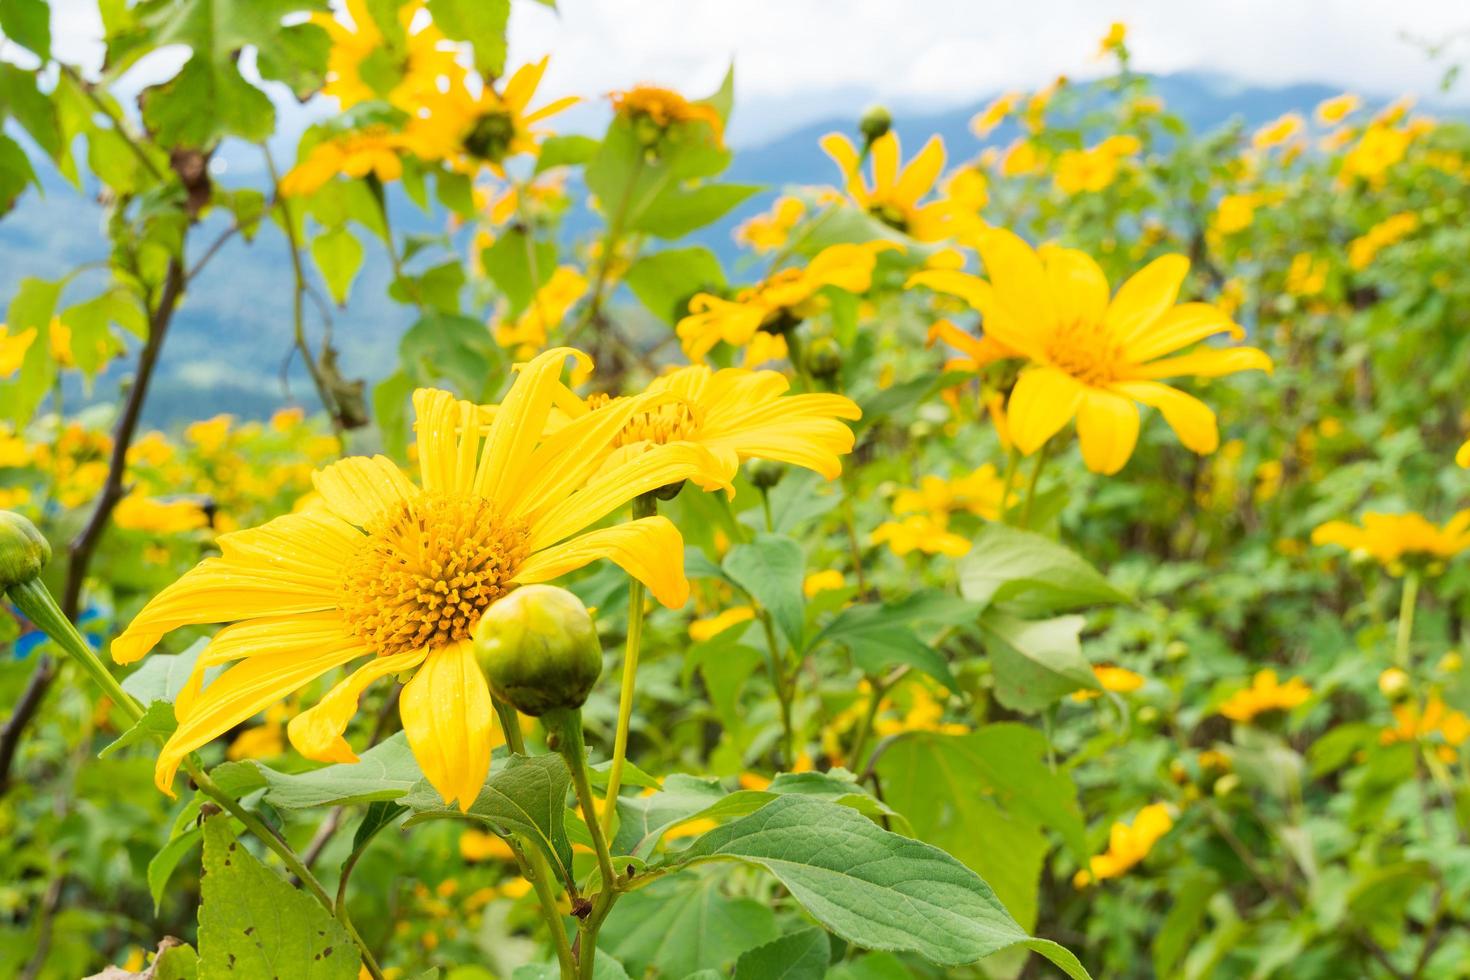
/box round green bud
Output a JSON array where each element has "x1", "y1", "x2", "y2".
[
  {"x1": 803, "y1": 336, "x2": 842, "y2": 380},
  {"x1": 0, "y1": 511, "x2": 50, "y2": 592},
  {"x1": 748, "y1": 458, "x2": 785, "y2": 490},
  {"x1": 474, "y1": 585, "x2": 602, "y2": 716},
  {"x1": 859, "y1": 104, "x2": 892, "y2": 145}
]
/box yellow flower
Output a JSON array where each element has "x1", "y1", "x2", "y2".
[
  {"x1": 460, "y1": 829, "x2": 518, "y2": 862},
  {"x1": 1457, "y1": 439, "x2": 1470, "y2": 468},
  {"x1": 871, "y1": 514, "x2": 970, "y2": 557},
  {"x1": 803, "y1": 570, "x2": 845, "y2": 597},
  {"x1": 1000, "y1": 138, "x2": 1047, "y2": 177},
  {"x1": 113, "y1": 493, "x2": 210, "y2": 534},
  {"x1": 892, "y1": 465, "x2": 1011, "y2": 523},
  {"x1": 1213, "y1": 193, "x2": 1257, "y2": 235},
  {"x1": 1072, "y1": 664, "x2": 1145, "y2": 700},
  {"x1": 185, "y1": 415, "x2": 233, "y2": 453},
  {"x1": 735, "y1": 196, "x2": 807, "y2": 253},
  {"x1": 1073, "y1": 803, "x2": 1172, "y2": 887},
  {"x1": 1339, "y1": 124, "x2": 1411, "y2": 185},
  {"x1": 1053, "y1": 137, "x2": 1139, "y2": 195},
  {"x1": 1316, "y1": 93, "x2": 1360, "y2": 125},
  {"x1": 821, "y1": 131, "x2": 952, "y2": 240},
  {"x1": 741, "y1": 331, "x2": 788, "y2": 370},
  {"x1": 908, "y1": 229, "x2": 1272, "y2": 474},
  {"x1": 1285, "y1": 253, "x2": 1328, "y2": 297},
  {"x1": 1347, "y1": 212, "x2": 1418, "y2": 270},
  {"x1": 113, "y1": 349, "x2": 729, "y2": 808},
  {"x1": 676, "y1": 242, "x2": 894, "y2": 361},
  {"x1": 1218, "y1": 669, "x2": 1312, "y2": 722},
  {"x1": 555, "y1": 364, "x2": 862, "y2": 483},
  {"x1": 609, "y1": 85, "x2": 724, "y2": 147},
  {"x1": 270, "y1": 407, "x2": 306, "y2": 432},
  {"x1": 281, "y1": 128, "x2": 408, "y2": 197},
  {"x1": 312, "y1": 0, "x2": 457, "y2": 110},
  {"x1": 689, "y1": 605, "x2": 755, "y2": 642},
  {"x1": 972, "y1": 92, "x2": 1022, "y2": 137},
  {"x1": 493, "y1": 266, "x2": 589, "y2": 358},
  {"x1": 1312, "y1": 511, "x2": 1470, "y2": 572},
  {"x1": 1251, "y1": 113, "x2": 1303, "y2": 151},
  {"x1": 1382, "y1": 695, "x2": 1470, "y2": 760},
  {"x1": 402, "y1": 56, "x2": 578, "y2": 172},
  {"x1": 1097, "y1": 22, "x2": 1127, "y2": 58},
  {"x1": 0, "y1": 324, "x2": 36, "y2": 375}
]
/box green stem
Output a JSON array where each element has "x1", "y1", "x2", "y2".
[
  {"x1": 759, "y1": 487, "x2": 775, "y2": 533},
  {"x1": 839, "y1": 470, "x2": 869, "y2": 597},
  {"x1": 512, "y1": 841, "x2": 577, "y2": 980},
  {"x1": 8, "y1": 578, "x2": 385, "y2": 979},
  {"x1": 998, "y1": 445, "x2": 1021, "y2": 525},
  {"x1": 1395, "y1": 570, "x2": 1420, "y2": 669},
  {"x1": 758, "y1": 610, "x2": 797, "y2": 767},
  {"x1": 1019, "y1": 439, "x2": 1052, "y2": 529},
  {"x1": 600, "y1": 494, "x2": 655, "y2": 839}
]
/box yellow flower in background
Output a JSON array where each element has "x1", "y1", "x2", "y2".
[
  {"x1": 281, "y1": 128, "x2": 408, "y2": 197},
  {"x1": 1219, "y1": 669, "x2": 1311, "y2": 722},
  {"x1": 556, "y1": 364, "x2": 861, "y2": 483},
  {"x1": 1251, "y1": 113, "x2": 1304, "y2": 151},
  {"x1": 226, "y1": 703, "x2": 291, "y2": 761},
  {"x1": 482, "y1": 172, "x2": 570, "y2": 227},
  {"x1": 185, "y1": 415, "x2": 233, "y2": 453},
  {"x1": 677, "y1": 242, "x2": 895, "y2": 361},
  {"x1": 1023, "y1": 76, "x2": 1066, "y2": 132},
  {"x1": 972, "y1": 92, "x2": 1022, "y2": 137},
  {"x1": 892, "y1": 465, "x2": 1011, "y2": 523},
  {"x1": 1213, "y1": 193, "x2": 1257, "y2": 235},
  {"x1": 1285, "y1": 253, "x2": 1328, "y2": 297},
  {"x1": 460, "y1": 829, "x2": 518, "y2": 863},
  {"x1": 1316, "y1": 93, "x2": 1361, "y2": 125},
  {"x1": 1312, "y1": 511, "x2": 1470, "y2": 572},
  {"x1": 689, "y1": 605, "x2": 755, "y2": 642},
  {"x1": 908, "y1": 229, "x2": 1272, "y2": 474},
  {"x1": 1097, "y1": 22, "x2": 1127, "y2": 58},
  {"x1": 403, "y1": 57, "x2": 578, "y2": 171},
  {"x1": 493, "y1": 266, "x2": 589, "y2": 357},
  {"x1": 1382, "y1": 695, "x2": 1470, "y2": 762},
  {"x1": 925, "y1": 318, "x2": 1019, "y2": 374},
  {"x1": 821, "y1": 131, "x2": 952, "y2": 240},
  {"x1": 803, "y1": 570, "x2": 845, "y2": 597},
  {"x1": 735, "y1": 196, "x2": 807, "y2": 253},
  {"x1": 313, "y1": 0, "x2": 457, "y2": 110},
  {"x1": 1053, "y1": 136, "x2": 1140, "y2": 195},
  {"x1": 0, "y1": 324, "x2": 33, "y2": 375},
  {"x1": 871, "y1": 514, "x2": 971, "y2": 557},
  {"x1": 113, "y1": 349, "x2": 727, "y2": 807},
  {"x1": 1339, "y1": 124, "x2": 1411, "y2": 185},
  {"x1": 113, "y1": 493, "x2": 209, "y2": 534},
  {"x1": 1457, "y1": 439, "x2": 1470, "y2": 468},
  {"x1": 610, "y1": 85, "x2": 724, "y2": 147},
  {"x1": 1073, "y1": 803, "x2": 1172, "y2": 887},
  {"x1": 1347, "y1": 212, "x2": 1418, "y2": 270},
  {"x1": 1000, "y1": 138, "x2": 1047, "y2": 177},
  {"x1": 1072, "y1": 664, "x2": 1146, "y2": 700},
  {"x1": 740, "y1": 331, "x2": 788, "y2": 370}
]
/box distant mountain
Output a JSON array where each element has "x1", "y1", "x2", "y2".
[{"x1": 0, "y1": 72, "x2": 1428, "y2": 427}]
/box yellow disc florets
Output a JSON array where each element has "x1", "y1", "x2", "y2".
[
  {"x1": 339, "y1": 493, "x2": 531, "y2": 657},
  {"x1": 587, "y1": 394, "x2": 700, "y2": 449},
  {"x1": 1046, "y1": 318, "x2": 1123, "y2": 386}
]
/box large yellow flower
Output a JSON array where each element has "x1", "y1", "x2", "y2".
[
  {"x1": 1312, "y1": 511, "x2": 1470, "y2": 572},
  {"x1": 313, "y1": 0, "x2": 458, "y2": 111},
  {"x1": 676, "y1": 242, "x2": 894, "y2": 361},
  {"x1": 552, "y1": 365, "x2": 862, "y2": 482},
  {"x1": 113, "y1": 349, "x2": 729, "y2": 808},
  {"x1": 820, "y1": 131, "x2": 951, "y2": 240},
  {"x1": 403, "y1": 56, "x2": 578, "y2": 171},
  {"x1": 908, "y1": 228, "x2": 1272, "y2": 474}
]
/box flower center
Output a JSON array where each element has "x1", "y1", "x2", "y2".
[
  {"x1": 587, "y1": 393, "x2": 700, "y2": 449},
  {"x1": 1045, "y1": 318, "x2": 1122, "y2": 385},
  {"x1": 464, "y1": 109, "x2": 516, "y2": 162},
  {"x1": 339, "y1": 493, "x2": 531, "y2": 657}
]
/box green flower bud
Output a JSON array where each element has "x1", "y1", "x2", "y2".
[
  {"x1": 748, "y1": 458, "x2": 785, "y2": 490},
  {"x1": 0, "y1": 511, "x2": 50, "y2": 592},
  {"x1": 803, "y1": 335, "x2": 842, "y2": 380},
  {"x1": 859, "y1": 104, "x2": 892, "y2": 146},
  {"x1": 474, "y1": 585, "x2": 602, "y2": 716}
]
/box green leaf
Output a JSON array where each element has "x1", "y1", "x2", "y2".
[
  {"x1": 633, "y1": 183, "x2": 760, "y2": 239},
  {"x1": 0, "y1": 63, "x2": 63, "y2": 159},
  {"x1": 140, "y1": 48, "x2": 276, "y2": 148},
  {"x1": 978, "y1": 610, "x2": 1099, "y2": 713},
  {"x1": 534, "y1": 134, "x2": 598, "y2": 174},
  {"x1": 723, "y1": 533, "x2": 804, "y2": 651},
  {"x1": 60, "y1": 290, "x2": 144, "y2": 375},
  {"x1": 1152, "y1": 871, "x2": 1219, "y2": 977},
  {"x1": 0, "y1": 131, "x2": 36, "y2": 214},
  {"x1": 121, "y1": 638, "x2": 210, "y2": 704},
  {"x1": 254, "y1": 20, "x2": 330, "y2": 100},
  {"x1": 589, "y1": 757, "x2": 661, "y2": 791},
  {"x1": 599, "y1": 873, "x2": 779, "y2": 977},
  {"x1": 311, "y1": 227, "x2": 364, "y2": 305},
  {"x1": 958, "y1": 524, "x2": 1128, "y2": 616},
  {"x1": 427, "y1": 0, "x2": 508, "y2": 74},
  {"x1": 482, "y1": 227, "x2": 556, "y2": 316},
  {"x1": 0, "y1": 0, "x2": 50, "y2": 58},
  {"x1": 147, "y1": 825, "x2": 201, "y2": 913},
  {"x1": 398, "y1": 312, "x2": 498, "y2": 400},
  {"x1": 100, "y1": 700, "x2": 177, "y2": 759},
  {"x1": 223, "y1": 731, "x2": 426, "y2": 809},
  {"x1": 0, "y1": 275, "x2": 61, "y2": 423},
  {"x1": 403, "y1": 753, "x2": 575, "y2": 891},
  {"x1": 372, "y1": 370, "x2": 415, "y2": 457},
  {"x1": 672, "y1": 795, "x2": 1091, "y2": 974},
  {"x1": 197, "y1": 814, "x2": 359, "y2": 978},
  {"x1": 733, "y1": 928, "x2": 830, "y2": 980},
  {"x1": 154, "y1": 942, "x2": 200, "y2": 980},
  {"x1": 624, "y1": 246, "x2": 725, "y2": 325},
  {"x1": 813, "y1": 591, "x2": 978, "y2": 690},
  {"x1": 876, "y1": 726, "x2": 1086, "y2": 930}
]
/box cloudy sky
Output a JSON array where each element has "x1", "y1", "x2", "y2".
[{"x1": 42, "y1": 0, "x2": 1470, "y2": 145}]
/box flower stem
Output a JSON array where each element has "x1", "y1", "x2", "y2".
[
  {"x1": 998, "y1": 446, "x2": 1021, "y2": 525},
  {"x1": 1020, "y1": 439, "x2": 1052, "y2": 529},
  {"x1": 1395, "y1": 570, "x2": 1421, "y2": 669},
  {"x1": 758, "y1": 610, "x2": 797, "y2": 767},
  {"x1": 512, "y1": 841, "x2": 577, "y2": 979},
  {"x1": 600, "y1": 495, "x2": 656, "y2": 839}
]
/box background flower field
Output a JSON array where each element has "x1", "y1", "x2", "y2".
[{"x1": 2, "y1": 3, "x2": 1470, "y2": 978}]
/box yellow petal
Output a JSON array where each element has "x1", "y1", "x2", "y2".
[
  {"x1": 1076, "y1": 389, "x2": 1140, "y2": 474},
  {"x1": 515, "y1": 516, "x2": 690, "y2": 608},
  {"x1": 477, "y1": 347, "x2": 592, "y2": 502},
  {"x1": 312, "y1": 455, "x2": 416, "y2": 528},
  {"x1": 502, "y1": 55, "x2": 548, "y2": 113},
  {"x1": 1123, "y1": 302, "x2": 1243, "y2": 364},
  {"x1": 113, "y1": 511, "x2": 359, "y2": 664},
  {"x1": 975, "y1": 227, "x2": 1057, "y2": 343},
  {"x1": 1104, "y1": 254, "x2": 1191, "y2": 346},
  {"x1": 1007, "y1": 367, "x2": 1084, "y2": 455},
  {"x1": 1126, "y1": 345, "x2": 1271, "y2": 380},
  {"x1": 1458, "y1": 439, "x2": 1470, "y2": 469},
  {"x1": 1041, "y1": 247, "x2": 1110, "y2": 328},
  {"x1": 870, "y1": 132, "x2": 899, "y2": 192},
  {"x1": 287, "y1": 648, "x2": 427, "y2": 764},
  {"x1": 175, "y1": 612, "x2": 359, "y2": 720},
  {"x1": 413, "y1": 388, "x2": 481, "y2": 495},
  {"x1": 400, "y1": 640, "x2": 495, "y2": 810},
  {"x1": 1113, "y1": 380, "x2": 1219, "y2": 455},
  {"x1": 1311, "y1": 520, "x2": 1367, "y2": 550},
  {"x1": 894, "y1": 136, "x2": 945, "y2": 206},
  {"x1": 155, "y1": 640, "x2": 367, "y2": 796},
  {"x1": 820, "y1": 132, "x2": 860, "y2": 175}
]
